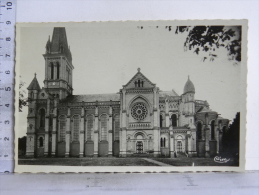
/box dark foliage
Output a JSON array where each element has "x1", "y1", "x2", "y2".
[
  {"x1": 18, "y1": 136, "x2": 27, "y2": 156},
  {"x1": 222, "y1": 112, "x2": 240, "y2": 156},
  {"x1": 175, "y1": 26, "x2": 241, "y2": 62}
]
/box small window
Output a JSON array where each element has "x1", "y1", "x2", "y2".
[{"x1": 41, "y1": 93, "x2": 45, "y2": 97}]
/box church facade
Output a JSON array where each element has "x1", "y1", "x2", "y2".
[{"x1": 25, "y1": 27, "x2": 229, "y2": 158}]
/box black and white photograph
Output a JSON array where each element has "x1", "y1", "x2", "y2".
[{"x1": 15, "y1": 21, "x2": 247, "y2": 172}]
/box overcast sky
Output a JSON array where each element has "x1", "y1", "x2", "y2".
[{"x1": 17, "y1": 22, "x2": 242, "y2": 137}]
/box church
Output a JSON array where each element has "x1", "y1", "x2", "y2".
[{"x1": 25, "y1": 27, "x2": 229, "y2": 158}]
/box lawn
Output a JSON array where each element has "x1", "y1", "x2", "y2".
[
  {"x1": 18, "y1": 157, "x2": 156, "y2": 166},
  {"x1": 18, "y1": 156, "x2": 239, "y2": 166}
]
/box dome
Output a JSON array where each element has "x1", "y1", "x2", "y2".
[{"x1": 183, "y1": 76, "x2": 195, "y2": 94}]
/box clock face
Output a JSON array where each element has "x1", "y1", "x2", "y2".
[{"x1": 131, "y1": 102, "x2": 148, "y2": 121}]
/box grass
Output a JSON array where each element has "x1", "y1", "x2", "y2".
[
  {"x1": 18, "y1": 157, "x2": 156, "y2": 166},
  {"x1": 18, "y1": 156, "x2": 239, "y2": 166}
]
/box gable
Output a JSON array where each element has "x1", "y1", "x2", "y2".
[{"x1": 124, "y1": 71, "x2": 155, "y2": 89}]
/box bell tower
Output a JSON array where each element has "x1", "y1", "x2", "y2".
[{"x1": 43, "y1": 27, "x2": 74, "y2": 99}]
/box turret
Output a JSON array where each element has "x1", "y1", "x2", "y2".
[
  {"x1": 27, "y1": 73, "x2": 41, "y2": 100},
  {"x1": 182, "y1": 76, "x2": 195, "y2": 128}
]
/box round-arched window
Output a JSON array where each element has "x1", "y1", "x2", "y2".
[{"x1": 131, "y1": 102, "x2": 148, "y2": 121}]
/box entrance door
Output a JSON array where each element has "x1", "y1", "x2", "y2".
[
  {"x1": 136, "y1": 141, "x2": 143, "y2": 153},
  {"x1": 177, "y1": 141, "x2": 182, "y2": 152}
]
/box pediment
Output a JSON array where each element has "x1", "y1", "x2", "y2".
[{"x1": 124, "y1": 70, "x2": 155, "y2": 89}]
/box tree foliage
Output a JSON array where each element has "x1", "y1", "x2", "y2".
[
  {"x1": 175, "y1": 26, "x2": 241, "y2": 62},
  {"x1": 19, "y1": 77, "x2": 28, "y2": 112}
]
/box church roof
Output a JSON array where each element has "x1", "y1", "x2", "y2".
[
  {"x1": 197, "y1": 106, "x2": 217, "y2": 114},
  {"x1": 27, "y1": 74, "x2": 41, "y2": 91},
  {"x1": 159, "y1": 90, "x2": 179, "y2": 97},
  {"x1": 61, "y1": 93, "x2": 120, "y2": 103},
  {"x1": 183, "y1": 76, "x2": 195, "y2": 94}
]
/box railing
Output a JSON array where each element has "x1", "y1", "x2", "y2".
[{"x1": 128, "y1": 123, "x2": 151, "y2": 129}]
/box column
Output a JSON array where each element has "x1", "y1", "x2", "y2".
[
  {"x1": 26, "y1": 134, "x2": 35, "y2": 157},
  {"x1": 165, "y1": 99, "x2": 170, "y2": 127},
  {"x1": 52, "y1": 119, "x2": 57, "y2": 154},
  {"x1": 52, "y1": 99, "x2": 57, "y2": 156},
  {"x1": 205, "y1": 125, "x2": 210, "y2": 157},
  {"x1": 108, "y1": 106, "x2": 113, "y2": 156},
  {"x1": 79, "y1": 107, "x2": 84, "y2": 157},
  {"x1": 94, "y1": 106, "x2": 99, "y2": 157},
  {"x1": 153, "y1": 88, "x2": 158, "y2": 128},
  {"x1": 65, "y1": 107, "x2": 71, "y2": 157},
  {"x1": 120, "y1": 128, "x2": 127, "y2": 157},
  {"x1": 187, "y1": 132, "x2": 192, "y2": 156},
  {"x1": 169, "y1": 133, "x2": 175, "y2": 158},
  {"x1": 153, "y1": 129, "x2": 160, "y2": 157},
  {"x1": 44, "y1": 120, "x2": 49, "y2": 156}
]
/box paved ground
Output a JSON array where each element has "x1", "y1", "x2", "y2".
[{"x1": 18, "y1": 156, "x2": 238, "y2": 166}]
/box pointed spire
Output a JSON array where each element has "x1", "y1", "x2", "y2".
[
  {"x1": 27, "y1": 73, "x2": 41, "y2": 91},
  {"x1": 34, "y1": 73, "x2": 37, "y2": 78},
  {"x1": 49, "y1": 27, "x2": 72, "y2": 63}
]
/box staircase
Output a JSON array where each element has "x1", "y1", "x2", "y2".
[{"x1": 176, "y1": 152, "x2": 188, "y2": 158}]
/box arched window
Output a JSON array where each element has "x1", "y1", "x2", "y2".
[
  {"x1": 211, "y1": 120, "x2": 215, "y2": 140},
  {"x1": 164, "y1": 137, "x2": 166, "y2": 147},
  {"x1": 31, "y1": 92, "x2": 34, "y2": 99},
  {"x1": 160, "y1": 137, "x2": 164, "y2": 147},
  {"x1": 171, "y1": 114, "x2": 177, "y2": 127},
  {"x1": 100, "y1": 115, "x2": 108, "y2": 141},
  {"x1": 86, "y1": 115, "x2": 94, "y2": 141},
  {"x1": 51, "y1": 62, "x2": 54, "y2": 79},
  {"x1": 39, "y1": 109, "x2": 45, "y2": 127},
  {"x1": 114, "y1": 115, "x2": 120, "y2": 141},
  {"x1": 141, "y1": 81, "x2": 144, "y2": 87},
  {"x1": 72, "y1": 115, "x2": 80, "y2": 142},
  {"x1": 138, "y1": 80, "x2": 140, "y2": 87},
  {"x1": 197, "y1": 122, "x2": 202, "y2": 140},
  {"x1": 57, "y1": 62, "x2": 60, "y2": 79},
  {"x1": 134, "y1": 81, "x2": 137, "y2": 87},
  {"x1": 160, "y1": 114, "x2": 163, "y2": 127},
  {"x1": 59, "y1": 115, "x2": 66, "y2": 142},
  {"x1": 39, "y1": 137, "x2": 44, "y2": 147}
]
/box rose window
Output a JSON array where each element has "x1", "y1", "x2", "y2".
[{"x1": 131, "y1": 102, "x2": 148, "y2": 121}]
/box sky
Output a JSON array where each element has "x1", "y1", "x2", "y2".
[{"x1": 17, "y1": 22, "x2": 242, "y2": 137}]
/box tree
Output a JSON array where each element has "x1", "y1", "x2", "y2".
[
  {"x1": 175, "y1": 26, "x2": 241, "y2": 63},
  {"x1": 222, "y1": 112, "x2": 240, "y2": 157},
  {"x1": 19, "y1": 76, "x2": 29, "y2": 112}
]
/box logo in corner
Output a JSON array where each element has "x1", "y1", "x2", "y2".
[{"x1": 214, "y1": 156, "x2": 231, "y2": 163}]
